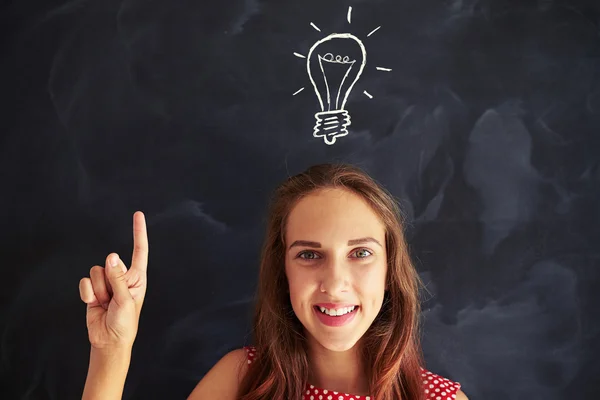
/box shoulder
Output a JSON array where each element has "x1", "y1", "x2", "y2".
[
  {"x1": 186, "y1": 348, "x2": 250, "y2": 400},
  {"x1": 420, "y1": 367, "x2": 467, "y2": 399},
  {"x1": 456, "y1": 389, "x2": 469, "y2": 399}
]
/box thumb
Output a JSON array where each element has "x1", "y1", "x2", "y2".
[{"x1": 106, "y1": 254, "x2": 133, "y2": 307}]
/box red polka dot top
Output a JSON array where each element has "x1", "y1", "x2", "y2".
[{"x1": 243, "y1": 346, "x2": 461, "y2": 400}]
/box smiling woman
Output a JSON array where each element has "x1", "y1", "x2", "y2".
[
  {"x1": 284, "y1": 188, "x2": 389, "y2": 362},
  {"x1": 188, "y1": 163, "x2": 468, "y2": 400}
]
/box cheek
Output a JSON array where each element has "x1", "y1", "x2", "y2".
[
  {"x1": 288, "y1": 272, "x2": 310, "y2": 296},
  {"x1": 355, "y1": 264, "x2": 387, "y2": 302},
  {"x1": 286, "y1": 266, "x2": 307, "y2": 302},
  {"x1": 286, "y1": 268, "x2": 321, "y2": 314},
  {"x1": 356, "y1": 262, "x2": 387, "y2": 285}
]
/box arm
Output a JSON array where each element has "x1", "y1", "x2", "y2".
[
  {"x1": 187, "y1": 349, "x2": 249, "y2": 400},
  {"x1": 82, "y1": 346, "x2": 132, "y2": 400},
  {"x1": 456, "y1": 389, "x2": 469, "y2": 400},
  {"x1": 79, "y1": 212, "x2": 149, "y2": 400}
]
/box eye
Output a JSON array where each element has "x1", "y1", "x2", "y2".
[
  {"x1": 297, "y1": 250, "x2": 321, "y2": 260},
  {"x1": 352, "y1": 248, "x2": 373, "y2": 258}
]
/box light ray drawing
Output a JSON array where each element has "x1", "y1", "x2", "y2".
[{"x1": 292, "y1": 7, "x2": 391, "y2": 145}]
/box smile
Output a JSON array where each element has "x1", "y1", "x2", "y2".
[
  {"x1": 317, "y1": 305, "x2": 356, "y2": 316},
  {"x1": 313, "y1": 305, "x2": 359, "y2": 327}
]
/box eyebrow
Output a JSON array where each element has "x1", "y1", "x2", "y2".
[{"x1": 288, "y1": 237, "x2": 383, "y2": 250}]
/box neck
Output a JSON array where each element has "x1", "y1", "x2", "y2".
[{"x1": 306, "y1": 338, "x2": 369, "y2": 396}]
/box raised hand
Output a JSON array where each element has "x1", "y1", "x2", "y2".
[{"x1": 79, "y1": 211, "x2": 149, "y2": 350}]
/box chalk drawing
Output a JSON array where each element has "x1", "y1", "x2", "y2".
[
  {"x1": 306, "y1": 33, "x2": 366, "y2": 145},
  {"x1": 293, "y1": 8, "x2": 391, "y2": 145},
  {"x1": 367, "y1": 26, "x2": 381, "y2": 37}
]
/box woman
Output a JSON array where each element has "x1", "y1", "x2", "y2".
[{"x1": 80, "y1": 163, "x2": 468, "y2": 399}]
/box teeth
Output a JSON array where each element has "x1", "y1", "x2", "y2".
[{"x1": 318, "y1": 306, "x2": 356, "y2": 316}]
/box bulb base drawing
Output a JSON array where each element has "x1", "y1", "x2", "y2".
[{"x1": 313, "y1": 110, "x2": 351, "y2": 145}]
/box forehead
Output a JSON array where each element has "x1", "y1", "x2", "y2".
[{"x1": 285, "y1": 188, "x2": 385, "y2": 242}]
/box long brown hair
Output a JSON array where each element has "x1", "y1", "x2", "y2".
[{"x1": 238, "y1": 163, "x2": 425, "y2": 400}]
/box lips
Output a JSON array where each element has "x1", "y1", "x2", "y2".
[
  {"x1": 314, "y1": 303, "x2": 358, "y2": 309},
  {"x1": 313, "y1": 305, "x2": 359, "y2": 327}
]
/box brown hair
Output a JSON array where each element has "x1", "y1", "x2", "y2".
[{"x1": 238, "y1": 163, "x2": 425, "y2": 400}]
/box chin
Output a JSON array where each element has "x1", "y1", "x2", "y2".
[
  {"x1": 322, "y1": 340, "x2": 359, "y2": 352},
  {"x1": 311, "y1": 331, "x2": 362, "y2": 352}
]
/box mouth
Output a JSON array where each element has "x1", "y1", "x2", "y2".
[
  {"x1": 314, "y1": 305, "x2": 359, "y2": 315},
  {"x1": 313, "y1": 305, "x2": 360, "y2": 327}
]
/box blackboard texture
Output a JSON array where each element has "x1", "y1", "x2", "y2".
[{"x1": 1, "y1": 0, "x2": 599, "y2": 399}]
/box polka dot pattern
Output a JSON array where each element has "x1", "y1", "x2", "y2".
[{"x1": 243, "y1": 346, "x2": 461, "y2": 400}]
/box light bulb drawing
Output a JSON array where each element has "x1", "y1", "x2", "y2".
[
  {"x1": 292, "y1": 7, "x2": 392, "y2": 145},
  {"x1": 307, "y1": 34, "x2": 366, "y2": 145}
]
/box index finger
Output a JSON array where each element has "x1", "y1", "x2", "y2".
[{"x1": 131, "y1": 211, "x2": 149, "y2": 272}]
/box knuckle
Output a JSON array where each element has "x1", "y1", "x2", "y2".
[{"x1": 90, "y1": 265, "x2": 103, "y2": 274}]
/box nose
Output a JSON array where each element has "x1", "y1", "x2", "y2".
[{"x1": 319, "y1": 257, "x2": 350, "y2": 295}]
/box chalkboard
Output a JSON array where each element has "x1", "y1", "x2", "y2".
[{"x1": 1, "y1": 0, "x2": 599, "y2": 399}]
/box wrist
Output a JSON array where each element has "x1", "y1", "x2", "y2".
[
  {"x1": 91, "y1": 343, "x2": 133, "y2": 357},
  {"x1": 83, "y1": 346, "x2": 132, "y2": 400},
  {"x1": 89, "y1": 345, "x2": 131, "y2": 368}
]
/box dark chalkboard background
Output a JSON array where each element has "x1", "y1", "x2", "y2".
[{"x1": 1, "y1": 0, "x2": 599, "y2": 398}]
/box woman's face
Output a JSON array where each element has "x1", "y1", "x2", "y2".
[{"x1": 285, "y1": 188, "x2": 387, "y2": 352}]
